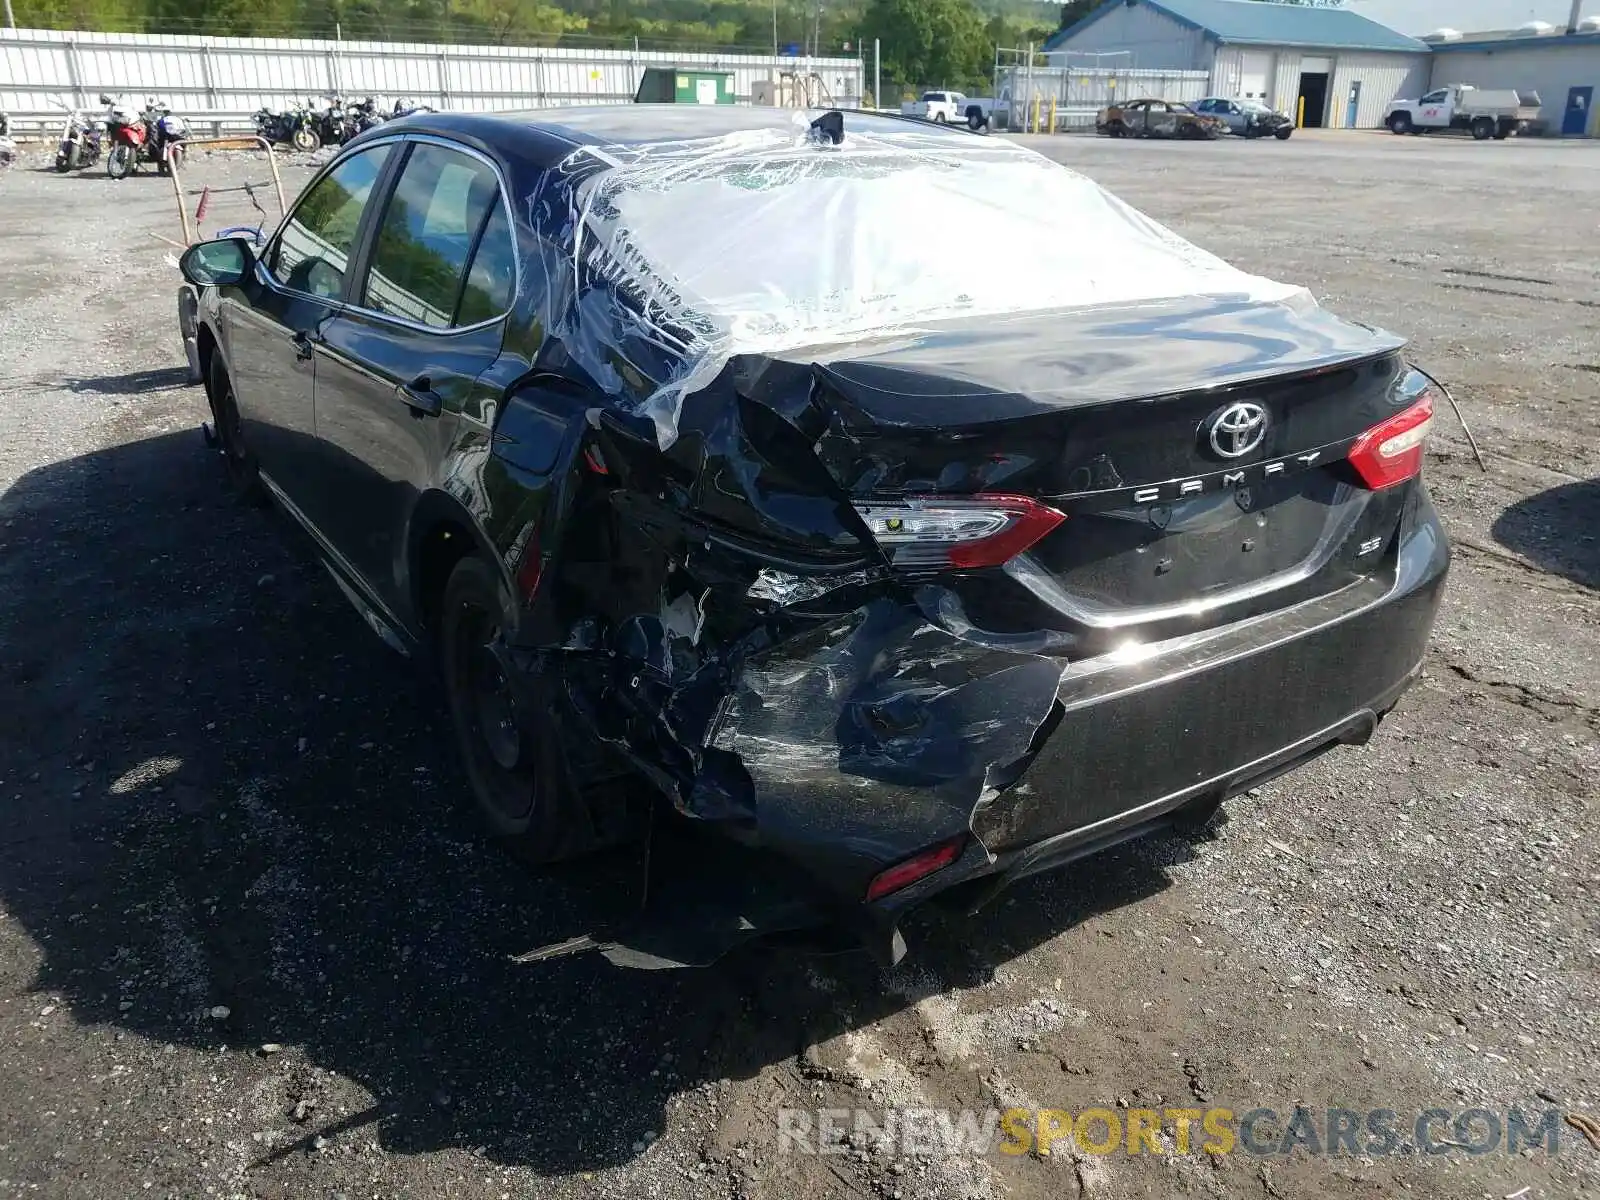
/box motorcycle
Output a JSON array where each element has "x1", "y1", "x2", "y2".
[
  {"x1": 391, "y1": 97, "x2": 436, "y2": 119},
  {"x1": 0, "y1": 113, "x2": 14, "y2": 170},
  {"x1": 103, "y1": 95, "x2": 189, "y2": 179},
  {"x1": 52, "y1": 100, "x2": 104, "y2": 172},
  {"x1": 253, "y1": 102, "x2": 321, "y2": 152},
  {"x1": 313, "y1": 94, "x2": 358, "y2": 148},
  {"x1": 350, "y1": 95, "x2": 387, "y2": 136}
]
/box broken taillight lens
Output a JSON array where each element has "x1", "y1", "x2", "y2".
[
  {"x1": 853, "y1": 495, "x2": 1066, "y2": 569},
  {"x1": 1348, "y1": 388, "x2": 1436, "y2": 490}
]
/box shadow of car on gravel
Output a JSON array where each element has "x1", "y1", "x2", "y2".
[
  {"x1": 1491, "y1": 477, "x2": 1600, "y2": 589},
  {"x1": 0, "y1": 419, "x2": 1202, "y2": 1177},
  {"x1": 64, "y1": 366, "x2": 194, "y2": 395}
]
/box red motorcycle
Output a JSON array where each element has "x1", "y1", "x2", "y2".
[{"x1": 102, "y1": 95, "x2": 187, "y2": 179}]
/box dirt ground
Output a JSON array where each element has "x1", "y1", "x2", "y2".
[{"x1": 0, "y1": 128, "x2": 1595, "y2": 1200}]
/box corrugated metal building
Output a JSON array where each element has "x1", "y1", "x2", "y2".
[
  {"x1": 1426, "y1": 28, "x2": 1600, "y2": 136},
  {"x1": 1043, "y1": 0, "x2": 1431, "y2": 128}
]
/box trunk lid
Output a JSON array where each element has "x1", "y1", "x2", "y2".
[{"x1": 787, "y1": 297, "x2": 1414, "y2": 644}]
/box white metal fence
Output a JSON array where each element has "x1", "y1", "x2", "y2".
[
  {"x1": 0, "y1": 27, "x2": 865, "y2": 135},
  {"x1": 998, "y1": 65, "x2": 1212, "y2": 131}
]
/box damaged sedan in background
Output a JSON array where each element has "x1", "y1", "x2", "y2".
[{"x1": 178, "y1": 106, "x2": 1450, "y2": 968}]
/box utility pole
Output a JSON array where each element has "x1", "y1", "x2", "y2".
[
  {"x1": 4, "y1": 0, "x2": 16, "y2": 32},
  {"x1": 874, "y1": 37, "x2": 880, "y2": 111},
  {"x1": 812, "y1": 5, "x2": 822, "y2": 57},
  {"x1": 772, "y1": 0, "x2": 778, "y2": 56}
]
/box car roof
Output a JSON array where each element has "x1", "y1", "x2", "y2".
[{"x1": 387, "y1": 105, "x2": 968, "y2": 168}]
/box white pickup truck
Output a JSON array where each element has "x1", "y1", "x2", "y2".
[
  {"x1": 900, "y1": 90, "x2": 991, "y2": 130},
  {"x1": 1385, "y1": 84, "x2": 1541, "y2": 140}
]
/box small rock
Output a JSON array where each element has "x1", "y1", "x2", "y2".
[
  {"x1": 432, "y1": 1091, "x2": 452, "y2": 1108},
  {"x1": 311, "y1": 1134, "x2": 329, "y2": 1152},
  {"x1": 296, "y1": 737, "x2": 308, "y2": 754},
  {"x1": 259, "y1": 1043, "x2": 283, "y2": 1056},
  {"x1": 256, "y1": 574, "x2": 275, "y2": 588},
  {"x1": 209, "y1": 1005, "x2": 231, "y2": 1020},
  {"x1": 291, "y1": 1098, "x2": 317, "y2": 1123},
  {"x1": 1536, "y1": 1089, "x2": 1558, "y2": 1104}
]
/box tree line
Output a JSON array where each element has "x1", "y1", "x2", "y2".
[{"x1": 12, "y1": 0, "x2": 1337, "y2": 96}]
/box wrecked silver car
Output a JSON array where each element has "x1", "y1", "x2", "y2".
[{"x1": 177, "y1": 106, "x2": 1450, "y2": 967}]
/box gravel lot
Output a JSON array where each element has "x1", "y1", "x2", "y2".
[{"x1": 0, "y1": 129, "x2": 1596, "y2": 1200}]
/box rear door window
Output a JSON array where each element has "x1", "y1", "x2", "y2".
[
  {"x1": 362, "y1": 142, "x2": 505, "y2": 329},
  {"x1": 455, "y1": 202, "x2": 517, "y2": 327},
  {"x1": 269, "y1": 144, "x2": 392, "y2": 299}
]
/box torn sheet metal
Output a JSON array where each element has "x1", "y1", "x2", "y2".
[
  {"x1": 690, "y1": 596, "x2": 1066, "y2": 903},
  {"x1": 525, "y1": 111, "x2": 1312, "y2": 447}
]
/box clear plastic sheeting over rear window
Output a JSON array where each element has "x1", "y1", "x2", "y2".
[{"x1": 534, "y1": 113, "x2": 1309, "y2": 445}]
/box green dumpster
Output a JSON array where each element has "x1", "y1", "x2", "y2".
[{"x1": 634, "y1": 67, "x2": 735, "y2": 105}]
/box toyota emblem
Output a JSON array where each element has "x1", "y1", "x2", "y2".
[{"x1": 1202, "y1": 401, "x2": 1270, "y2": 459}]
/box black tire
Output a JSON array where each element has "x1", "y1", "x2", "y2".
[
  {"x1": 932, "y1": 112, "x2": 947, "y2": 124},
  {"x1": 107, "y1": 143, "x2": 133, "y2": 179},
  {"x1": 1471, "y1": 117, "x2": 1494, "y2": 141},
  {"x1": 1493, "y1": 128, "x2": 1511, "y2": 140},
  {"x1": 440, "y1": 556, "x2": 591, "y2": 862},
  {"x1": 1274, "y1": 126, "x2": 1292, "y2": 140},
  {"x1": 207, "y1": 353, "x2": 266, "y2": 505},
  {"x1": 291, "y1": 125, "x2": 320, "y2": 152},
  {"x1": 1387, "y1": 112, "x2": 1411, "y2": 135},
  {"x1": 54, "y1": 151, "x2": 70, "y2": 172}
]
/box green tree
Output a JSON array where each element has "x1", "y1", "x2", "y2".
[{"x1": 862, "y1": 0, "x2": 989, "y2": 93}]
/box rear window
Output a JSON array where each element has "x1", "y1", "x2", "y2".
[{"x1": 564, "y1": 129, "x2": 1302, "y2": 361}]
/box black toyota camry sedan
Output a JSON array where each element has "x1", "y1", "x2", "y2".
[{"x1": 178, "y1": 106, "x2": 1449, "y2": 966}]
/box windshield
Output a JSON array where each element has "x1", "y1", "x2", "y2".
[{"x1": 551, "y1": 119, "x2": 1306, "y2": 441}]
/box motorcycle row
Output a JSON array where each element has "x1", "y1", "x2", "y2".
[
  {"x1": 48, "y1": 95, "x2": 190, "y2": 178},
  {"x1": 25, "y1": 93, "x2": 435, "y2": 178},
  {"x1": 253, "y1": 95, "x2": 435, "y2": 152}
]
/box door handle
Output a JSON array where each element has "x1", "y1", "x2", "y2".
[
  {"x1": 291, "y1": 330, "x2": 315, "y2": 361},
  {"x1": 398, "y1": 375, "x2": 443, "y2": 418}
]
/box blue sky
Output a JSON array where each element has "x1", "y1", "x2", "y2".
[{"x1": 1345, "y1": 0, "x2": 1591, "y2": 34}]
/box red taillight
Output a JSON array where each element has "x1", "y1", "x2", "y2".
[
  {"x1": 1348, "y1": 392, "x2": 1435, "y2": 489},
  {"x1": 865, "y1": 836, "x2": 967, "y2": 902},
  {"x1": 853, "y1": 495, "x2": 1067, "y2": 569}
]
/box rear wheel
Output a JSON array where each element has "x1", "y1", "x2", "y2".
[
  {"x1": 291, "y1": 125, "x2": 320, "y2": 152},
  {"x1": 106, "y1": 143, "x2": 133, "y2": 179},
  {"x1": 1471, "y1": 116, "x2": 1494, "y2": 140},
  {"x1": 1387, "y1": 112, "x2": 1412, "y2": 135},
  {"x1": 932, "y1": 111, "x2": 947, "y2": 124},
  {"x1": 1274, "y1": 126, "x2": 1293, "y2": 140},
  {"x1": 440, "y1": 556, "x2": 589, "y2": 862}
]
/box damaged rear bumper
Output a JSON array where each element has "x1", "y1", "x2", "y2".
[{"x1": 693, "y1": 489, "x2": 1449, "y2": 961}]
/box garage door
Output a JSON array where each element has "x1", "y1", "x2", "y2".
[{"x1": 1241, "y1": 51, "x2": 1272, "y2": 102}]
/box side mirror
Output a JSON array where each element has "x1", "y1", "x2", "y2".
[{"x1": 180, "y1": 237, "x2": 255, "y2": 288}]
